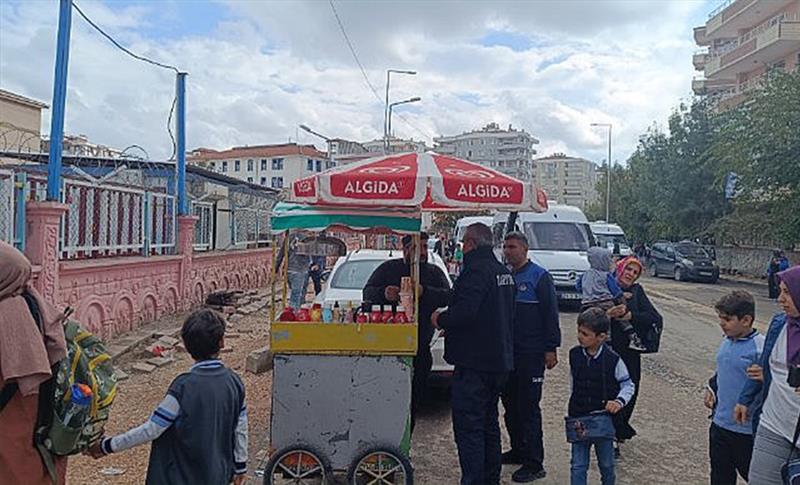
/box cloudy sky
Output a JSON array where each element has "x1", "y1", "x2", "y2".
[{"x1": 0, "y1": 0, "x2": 712, "y2": 164}]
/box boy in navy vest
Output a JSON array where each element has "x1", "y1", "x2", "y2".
[
  {"x1": 704, "y1": 291, "x2": 764, "y2": 485},
  {"x1": 89, "y1": 309, "x2": 248, "y2": 485},
  {"x1": 568, "y1": 308, "x2": 635, "y2": 485}
]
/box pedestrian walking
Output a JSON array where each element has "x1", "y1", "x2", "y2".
[
  {"x1": 735, "y1": 265, "x2": 800, "y2": 485},
  {"x1": 705, "y1": 291, "x2": 764, "y2": 485},
  {"x1": 500, "y1": 232, "x2": 560, "y2": 483},
  {"x1": 432, "y1": 223, "x2": 515, "y2": 485},
  {"x1": 606, "y1": 256, "x2": 663, "y2": 454},
  {"x1": 0, "y1": 241, "x2": 68, "y2": 485},
  {"x1": 767, "y1": 250, "x2": 790, "y2": 300},
  {"x1": 566, "y1": 308, "x2": 635, "y2": 485},
  {"x1": 309, "y1": 255, "x2": 326, "y2": 295},
  {"x1": 89, "y1": 309, "x2": 248, "y2": 485},
  {"x1": 363, "y1": 232, "x2": 451, "y2": 433}
]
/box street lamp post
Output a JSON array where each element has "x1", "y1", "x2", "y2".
[
  {"x1": 299, "y1": 124, "x2": 334, "y2": 168},
  {"x1": 387, "y1": 97, "x2": 421, "y2": 144},
  {"x1": 384, "y1": 69, "x2": 416, "y2": 154},
  {"x1": 591, "y1": 123, "x2": 612, "y2": 222}
]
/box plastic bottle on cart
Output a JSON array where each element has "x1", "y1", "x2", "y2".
[
  {"x1": 370, "y1": 305, "x2": 382, "y2": 324},
  {"x1": 394, "y1": 306, "x2": 408, "y2": 324},
  {"x1": 296, "y1": 304, "x2": 311, "y2": 322},
  {"x1": 322, "y1": 303, "x2": 333, "y2": 323},
  {"x1": 356, "y1": 303, "x2": 368, "y2": 324},
  {"x1": 345, "y1": 301, "x2": 355, "y2": 323},
  {"x1": 332, "y1": 302, "x2": 341, "y2": 323},
  {"x1": 310, "y1": 303, "x2": 322, "y2": 322},
  {"x1": 278, "y1": 306, "x2": 296, "y2": 322},
  {"x1": 381, "y1": 306, "x2": 394, "y2": 324}
]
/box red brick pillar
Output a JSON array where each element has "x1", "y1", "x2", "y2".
[{"x1": 25, "y1": 201, "x2": 68, "y2": 301}]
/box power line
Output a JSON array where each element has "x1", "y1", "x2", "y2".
[
  {"x1": 327, "y1": 0, "x2": 433, "y2": 142},
  {"x1": 71, "y1": 1, "x2": 180, "y2": 73}
]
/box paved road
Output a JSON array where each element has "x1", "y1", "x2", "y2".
[{"x1": 412, "y1": 276, "x2": 780, "y2": 485}]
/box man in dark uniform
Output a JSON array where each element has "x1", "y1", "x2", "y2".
[
  {"x1": 363, "y1": 232, "x2": 451, "y2": 432},
  {"x1": 432, "y1": 223, "x2": 516, "y2": 485},
  {"x1": 500, "y1": 232, "x2": 560, "y2": 482}
]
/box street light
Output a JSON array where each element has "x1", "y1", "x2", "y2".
[
  {"x1": 387, "y1": 97, "x2": 421, "y2": 148},
  {"x1": 590, "y1": 122, "x2": 612, "y2": 222},
  {"x1": 299, "y1": 123, "x2": 334, "y2": 169},
  {"x1": 384, "y1": 69, "x2": 417, "y2": 154}
]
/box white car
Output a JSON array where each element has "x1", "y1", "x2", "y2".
[{"x1": 315, "y1": 249, "x2": 454, "y2": 381}]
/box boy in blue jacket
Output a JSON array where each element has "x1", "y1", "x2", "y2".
[{"x1": 704, "y1": 291, "x2": 764, "y2": 485}]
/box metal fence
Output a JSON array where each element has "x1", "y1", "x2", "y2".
[
  {"x1": 147, "y1": 192, "x2": 176, "y2": 256},
  {"x1": 232, "y1": 207, "x2": 270, "y2": 245},
  {"x1": 0, "y1": 170, "x2": 13, "y2": 245},
  {"x1": 192, "y1": 201, "x2": 214, "y2": 251}
]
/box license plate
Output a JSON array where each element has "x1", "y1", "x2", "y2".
[
  {"x1": 699, "y1": 271, "x2": 712, "y2": 276},
  {"x1": 559, "y1": 292, "x2": 582, "y2": 300}
]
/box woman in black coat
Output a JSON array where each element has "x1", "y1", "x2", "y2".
[{"x1": 607, "y1": 256, "x2": 664, "y2": 448}]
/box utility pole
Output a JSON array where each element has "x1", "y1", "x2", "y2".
[
  {"x1": 591, "y1": 123, "x2": 612, "y2": 222},
  {"x1": 47, "y1": 0, "x2": 73, "y2": 201},
  {"x1": 384, "y1": 69, "x2": 416, "y2": 154},
  {"x1": 176, "y1": 72, "x2": 188, "y2": 215}
]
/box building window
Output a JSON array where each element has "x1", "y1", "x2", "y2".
[
  {"x1": 307, "y1": 159, "x2": 314, "y2": 171},
  {"x1": 316, "y1": 160, "x2": 322, "y2": 172},
  {"x1": 247, "y1": 159, "x2": 254, "y2": 171},
  {"x1": 222, "y1": 161, "x2": 228, "y2": 172},
  {"x1": 260, "y1": 177, "x2": 267, "y2": 185},
  {"x1": 325, "y1": 160, "x2": 335, "y2": 169},
  {"x1": 261, "y1": 159, "x2": 267, "y2": 170},
  {"x1": 247, "y1": 176, "x2": 253, "y2": 183},
  {"x1": 209, "y1": 161, "x2": 216, "y2": 171},
  {"x1": 235, "y1": 160, "x2": 241, "y2": 172},
  {"x1": 272, "y1": 158, "x2": 284, "y2": 170},
  {"x1": 271, "y1": 177, "x2": 284, "y2": 188}
]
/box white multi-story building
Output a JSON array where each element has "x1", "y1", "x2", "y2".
[
  {"x1": 433, "y1": 123, "x2": 539, "y2": 181},
  {"x1": 188, "y1": 143, "x2": 330, "y2": 191},
  {"x1": 361, "y1": 137, "x2": 429, "y2": 154},
  {"x1": 534, "y1": 154, "x2": 599, "y2": 210}
]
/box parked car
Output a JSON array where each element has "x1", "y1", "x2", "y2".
[
  {"x1": 493, "y1": 204, "x2": 595, "y2": 304},
  {"x1": 648, "y1": 240, "x2": 720, "y2": 283},
  {"x1": 315, "y1": 249, "x2": 454, "y2": 382}
]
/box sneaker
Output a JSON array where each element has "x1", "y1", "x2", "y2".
[
  {"x1": 501, "y1": 451, "x2": 523, "y2": 465},
  {"x1": 629, "y1": 333, "x2": 648, "y2": 352},
  {"x1": 511, "y1": 466, "x2": 547, "y2": 483}
]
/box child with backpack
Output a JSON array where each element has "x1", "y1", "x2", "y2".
[
  {"x1": 566, "y1": 308, "x2": 635, "y2": 485},
  {"x1": 89, "y1": 309, "x2": 248, "y2": 485}
]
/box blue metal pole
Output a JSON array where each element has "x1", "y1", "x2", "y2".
[
  {"x1": 176, "y1": 72, "x2": 188, "y2": 215},
  {"x1": 47, "y1": 0, "x2": 72, "y2": 201}
]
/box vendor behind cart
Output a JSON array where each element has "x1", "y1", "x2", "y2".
[{"x1": 363, "y1": 231, "x2": 451, "y2": 431}]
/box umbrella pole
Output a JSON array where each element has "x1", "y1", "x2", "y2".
[{"x1": 506, "y1": 211, "x2": 518, "y2": 235}]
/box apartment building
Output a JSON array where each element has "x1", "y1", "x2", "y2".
[
  {"x1": 693, "y1": 0, "x2": 800, "y2": 109},
  {"x1": 361, "y1": 137, "x2": 429, "y2": 154},
  {"x1": 188, "y1": 143, "x2": 329, "y2": 191},
  {"x1": 533, "y1": 154, "x2": 599, "y2": 210},
  {"x1": 433, "y1": 123, "x2": 539, "y2": 182},
  {"x1": 0, "y1": 89, "x2": 48, "y2": 153}
]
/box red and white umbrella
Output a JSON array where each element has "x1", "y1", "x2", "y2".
[{"x1": 292, "y1": 152, "x2": 548, "y2": 212}]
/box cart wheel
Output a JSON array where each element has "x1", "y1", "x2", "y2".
[
  {"x1": 263, "y1": 444, "x2": 332, "y2": 485},
  {"x1": 347, "y1": 446, "x2": 413, "y2": 485}
]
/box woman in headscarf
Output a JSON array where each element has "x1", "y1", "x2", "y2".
[
  {"x1": 0, "y1": 241, "x2": 68, "y2": 485},
  {"x1": 607, "y1": 256, "x2": 664, "y2": 454},
  {"x1": 735, "y1": 264, "x2": 800, "y2": 484}
]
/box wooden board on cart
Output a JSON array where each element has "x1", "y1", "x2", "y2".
[
  {"x1": 270, "y1": 354, "x2": 412, "y2": 471},
  {"x1": 270, "y1": 322, "x2": 417, "y2": 355}
]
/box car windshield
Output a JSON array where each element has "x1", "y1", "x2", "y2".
[
  {"x1": 329, "y1": 260, "x2": 386, "y2": 290},
  {"x1": 676, "y1": 244, "x2": 710, "y2": 259},
  {"x1": 523, "y1": 222, "x2": 592, "y2": 251},
  {"x1": 595, "y1": 234, "x2": 629, "y2": 249}
]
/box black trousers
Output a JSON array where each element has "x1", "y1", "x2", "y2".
[
  {"x1": 410, "y1": 348, "x2": 432, "y2": 433},
  {"x1": 611, "y1": 344, "x2": 641, "y2": 441},
  {"x1": 501, "y1": 356, "x2": 545, "y2": 471},
  {"x1": 709, "y1": 423, "x2": 753, "y2": 485},
  {"x1": 452, "y1": 367, "x2": 508, "y2": 485}
]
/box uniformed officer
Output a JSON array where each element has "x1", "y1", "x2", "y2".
[
  {"x1": 500, "y1": 232, "x2": 561, "y2": 482},
  {"x1": 432, "y1": 223, "x2": 515, "y2": 485}
]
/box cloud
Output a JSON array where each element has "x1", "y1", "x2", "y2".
[{"x1": 0, "y1": 0, "x2": 708, "y2": 165}]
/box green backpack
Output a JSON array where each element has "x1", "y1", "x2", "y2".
[{"x1": 0, "y1": 293, "x2": 118, "y2": 484}]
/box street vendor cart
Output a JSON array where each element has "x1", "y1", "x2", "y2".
[{"x1": 264, "y1": 152, "x2": 547, "y2": 485}]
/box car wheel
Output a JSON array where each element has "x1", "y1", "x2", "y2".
[
  {"x1": 649, "y1": 263, "x2": 658, "y2": 278},
  {"x1": 674, "y1": 267, "x2": 684, "y2": 282},
  {"x1": 709, "y1": 275, "x2": 719, "y2": 284}
]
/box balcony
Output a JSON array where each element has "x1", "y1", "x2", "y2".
[
  {"x1": 694, "y1": 26, "x2": 710, "y2": 46},
  {"x1": 693, "y1": 50, "x2": 710, "y2": 70},
  {"x1": 705, "y1": 13, "x2": 800, "y2": 78},
  {"x1": 692, "y1": 77, "x2": 736, "y2": 95},
  {"x1": 705, "y1": 0, "x2": 793, "y2": 39}
]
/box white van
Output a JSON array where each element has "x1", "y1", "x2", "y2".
[
  {"x1": 492, "y1": 204, "x2": 594, "y2": 303},
  {"x1": 452, "y1": 216, "x2": 493, "y2": 246},
  {"x1": 590, "y1": 222, "x2": 632, "y2": 256}
]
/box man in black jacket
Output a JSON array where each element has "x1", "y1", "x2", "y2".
[
  {"x1": 363, "y1": 232, "x2": 451, "y2": 432},
  {"x1": 500, "y1": 232, "x2": 560, "y2": 483},
  {"x1": 432, "y1": 223, "x2": 516, "y2": 485}
]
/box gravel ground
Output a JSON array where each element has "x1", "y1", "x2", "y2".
[{"x1": 66, "y1": 307, "x2": 273, "y2": 485}]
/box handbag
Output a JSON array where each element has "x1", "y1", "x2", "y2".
[
  {"x1": 782, "y1": 413, "x2": 800, "y2": 485},
  {"x1": 565, "y1": 412, "x2": 615, "y2": 443}
]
